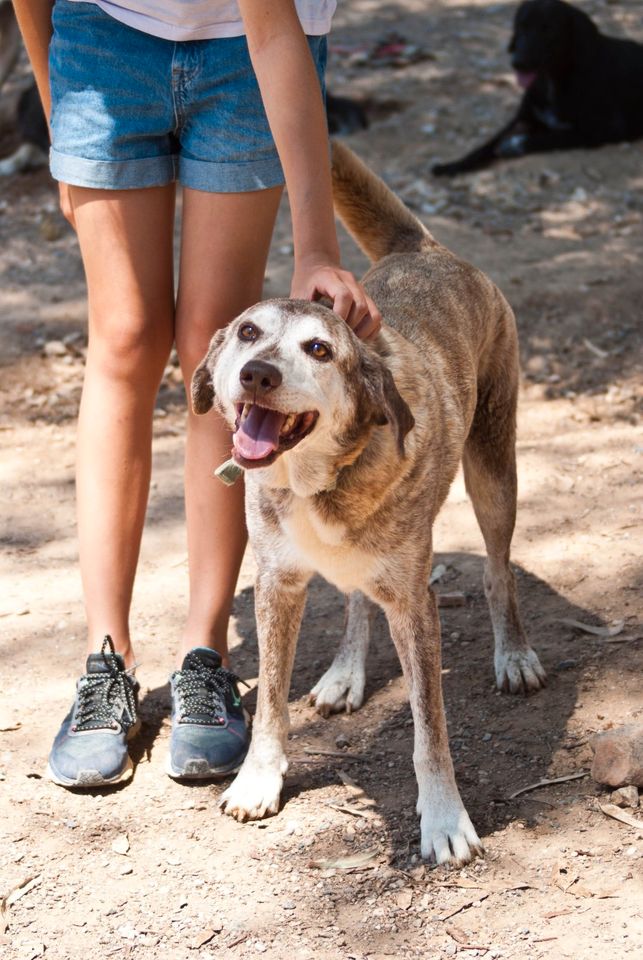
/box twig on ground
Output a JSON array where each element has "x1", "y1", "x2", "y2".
[
  {"x1": 597, "y1": 802, "x2": 643, "y2": 833},
  {"x1": 509, "y1": 770, "x2": 588, "y2": 799},
  {"x1": 303, "y1": 747, "x2": 369, "y2": 762}
]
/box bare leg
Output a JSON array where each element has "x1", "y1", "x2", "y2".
[
  {"x1": 220, "y1": 567, "x2": 310, "y2": 819},
  {"x1": 71, "y1": 185, "x2": 176, "y2": 668},
  {"x1": 310, "y1": 590, "x2": 374, "y2": 715},
  {"x1": 175, "y1": 186, "x2": 282, "y2": 665},
  {"x1": 384, "y1": 587, "x2": 483, "y2": 865}
]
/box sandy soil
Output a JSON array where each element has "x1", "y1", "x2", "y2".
[{"x1": 1, "y1": 1, "x2": 642, "y2": 958}]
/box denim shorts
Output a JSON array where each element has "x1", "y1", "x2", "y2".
[{"x1": 48, "y1": 0, "x2": 327, "y2": 192}]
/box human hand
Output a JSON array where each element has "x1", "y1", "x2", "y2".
[{"x1": 291, "y1": 260, "x2": 382, "y2": 340}]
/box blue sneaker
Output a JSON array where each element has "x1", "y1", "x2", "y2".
[
  {"x1": 167, "y1": 647, "x2": 248, "y2": 779},
  {"x1": 47, "y1": 635, "x2": 140, "y2": 788}
]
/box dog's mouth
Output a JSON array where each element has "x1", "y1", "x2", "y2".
[
  {"x1": 515, "y1": 69, "x2": 538, "y2": 89},
  {"x1": 231, "y1": 402, "x2": 319, "y2": 469}
]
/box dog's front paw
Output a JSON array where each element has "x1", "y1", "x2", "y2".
[
  {"x1": 418, "y1": 797, "x2": 484, "y2": 866},
  {"x1": 309, "y1": 661, "x2": 366, "y2": 717},
  {"x1": 219, "y1": 761, "x2": 284, "y2": 822},
  {"x1": 495, "y1": 647, "x2": 547, "y2": 694}
]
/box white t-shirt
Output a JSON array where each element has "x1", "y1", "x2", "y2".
[{"x1": 67, "y1": 0, "x2": 336, "y2": 40}]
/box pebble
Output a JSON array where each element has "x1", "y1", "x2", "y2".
[
  {"x1": 591, "y1": 725, "x2": 643, "y2": 787},
  {"x1": 609, "y1": 785, "x2": 640, "y2": 808},
  {"x1": 43, "y1": 340, "x2": 68, "y2": 358}
]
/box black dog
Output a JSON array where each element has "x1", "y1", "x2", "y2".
[{"x1": 432, "y1": 0, "x2": 643, "y2": 176}]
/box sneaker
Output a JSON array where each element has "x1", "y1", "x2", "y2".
[
  {"x1": 167, "y1": 647, "x2": 248, "y2": 779},
  {"x1": 47, "y1": 635, "x2": 140, "y2": 788}
]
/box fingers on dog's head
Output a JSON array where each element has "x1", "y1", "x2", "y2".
[
  {"x1": 358, "y1": 348, "x2": 415, "y2": 456},
  {"x1": 191, "y1": 328, "x2": 227, "y2": 415}
]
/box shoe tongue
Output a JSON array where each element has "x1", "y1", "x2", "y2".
[
  {"x1": 233, "y1": 404, "x2": 286, "y2": 461},
  {"x1": 86, "y1": 651, "x2": 125, "y2": 674},
  {"x1": 183, "y1": 647, "x2": 223, "y2": 671}
]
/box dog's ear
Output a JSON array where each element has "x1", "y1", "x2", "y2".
[
  {"x1": 359, "y1": 348, "x2": 415, "y2": 456},
  {"x1": 191, "y1": 328, "x2": 226, "y2": 415}
]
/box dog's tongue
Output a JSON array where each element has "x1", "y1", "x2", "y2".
[
  {"x1": 516, "y1": 70, "x2": 537, "y2": 89},
  {"x1": 233, "y1": 405, "x2": 286, "y2": 461}
]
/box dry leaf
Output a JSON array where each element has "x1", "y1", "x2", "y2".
[
  {"x1": 6, "y1": 875, "x2": 41, "y2": 906},
  {"x1": 551, "y1": 861, "x2": 579, "y2": 893},
  {"x1": 446, "y1": 925, "x2": 470, "y2": 945},
  {"x1": 396, "y1": 889, "x2": 413, "y2": 910},
  {"x1": 556, "y1": 618, "x2": 624, "y2": 638},
  {"x1": 189, "y1": 925, "x2": 222, "y2": 950},
  {"x1": 309, "y1": 849, "x2": 378, "y2": 871},
  {"x1": 111, "y1": 835, "x2": 130, "y2": 856},
  {"x1": 598, "y1": 802, "x2": 643, "y2": 833}
]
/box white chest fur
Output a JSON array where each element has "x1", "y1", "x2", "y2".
[{"x1": 281, "y1": 498, "x2": 378, "y2": 594}]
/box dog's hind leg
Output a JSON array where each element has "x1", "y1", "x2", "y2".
[
  {"x1": 384, "y1": 586, "x2": 483, "y2": 865},
  {"x1": 309, "y1": 590, "x2": 374, "y2": 716},
  {"x1": 220, "y1": 569, "x2": 309, "y2": 821},
  {"x1": 463, "y1": 361, "x2": 546, "y2": 694}
]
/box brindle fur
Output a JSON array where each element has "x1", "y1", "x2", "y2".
[{"x1": 192, "y1": 140, "x2": 546, "y2": 865}]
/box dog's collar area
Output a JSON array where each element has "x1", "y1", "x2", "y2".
[{"x1": 232, "y1": 402, "x2": 318, "y2": 469}]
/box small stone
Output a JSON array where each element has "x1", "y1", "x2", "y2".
[
  {"x1": 282, "y1": 901, "x2": 296, "y2": 911},
  {"x1": 444, "y1": 945, "x2": 457, "y2": 956},
  {"x1": 591, "y1": 725, "x2": 643, "y2": 787},
  {"x1": 335, "y1": 733, "x2": 351, "y2": 749},
  {"x1": 111, "y1": 834, "x2": 130, "y2": 856},
  {"x1": 255, "y1": 941, "x2": 268, "y2": 953},
  {"x1": 43, "y1": 340, "x2": 68, "y2": 358},
  {"x1": 482, "y1": 733, "x2": 492, "y2": 742},
  {"x1": 609, "y1": 785, "x2": 640, "y2": 808}
]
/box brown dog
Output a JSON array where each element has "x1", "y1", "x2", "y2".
[{"x1": 192, "y1": 141, "x2": 546, "y2": 865}]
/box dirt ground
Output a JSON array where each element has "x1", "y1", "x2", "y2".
[{"x1": 1, "y1": 1, "x2": 642, "y2": 958}]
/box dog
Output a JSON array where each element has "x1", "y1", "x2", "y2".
[
  {"x1": 432, "y1": 0, "x2": 643, "y2": 175},
  {"x1": 0, "y1": 1, "x2": 48, "y2": 176},
  {"x1": 191, "y1": 141, "x2": 546, "y2": 865}
]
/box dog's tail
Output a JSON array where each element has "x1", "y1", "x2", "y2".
[{"x1": 331, "y1": 140, "x2": 439, "y2": 263}]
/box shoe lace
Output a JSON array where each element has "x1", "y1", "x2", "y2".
[
  {"x1": 73, "y1": 635, "x2": 138, "y2": 732},
  {"x1": 175, "y1": 653, "x2": 241, "y2": 725}
]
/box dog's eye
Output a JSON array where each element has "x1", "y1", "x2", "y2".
[
  {"x1": 238, "y1": 323, "x2": 259, "y2": 342},
  {"x1": 304, "y1": 340, "x2": 333, "y2": 362}
]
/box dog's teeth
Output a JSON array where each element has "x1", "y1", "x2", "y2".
[
  {"x1": 241, "y1": 403, "x2": 252, "y2": 421},
  {"x1": 280, "y1": 414, "x2": 296, "y2": 435}
]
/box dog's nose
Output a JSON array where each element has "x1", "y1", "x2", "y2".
[{"x1": 239, "y1": 359, "x2": 282, "y2": 394}]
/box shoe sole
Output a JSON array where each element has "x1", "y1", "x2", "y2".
[
  {"x1": 46, "y1": 719, "x2": 141, "y2": 789},
  {"x1": 165, "y1": 749, "x2": 247, "y2": 781},
  {"x1": 46, "y1": 756, "x2": 134, "y2": 788}
]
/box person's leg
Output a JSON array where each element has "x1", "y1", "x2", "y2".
[
  {"x1": 48, "y1": 183, "x2": 176, "y2": 788},
  {"x1": 72, "y1": 184, "x2": 176, "y2": 667},
  {"x1": 174, "y1": 185, "x2": 283, "y2": 665}
]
